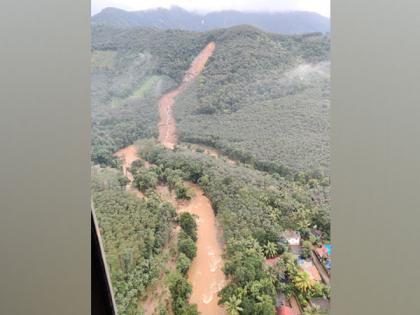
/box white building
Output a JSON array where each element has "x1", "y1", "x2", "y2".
[{"x1": 280, "y1": 230, "x2": 301, "y2": 246}]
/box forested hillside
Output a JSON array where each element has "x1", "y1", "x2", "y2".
[
  {"x1": 175, "y1": 26, "x2": 330, "y2": 173},
  {"x1": 91, "y1": 23, "x2": 331, "y2": 315},
  {"x1": 139, "y1": 142, "x2": 330, "y2": 314},
  {"x1": 92, "y1": 25, "x2": 330, "y2": 173},
  {"x1": 92, "y1": 7, "x2": 330, "y2": 34},
  {"x1": 91, "y1": 26, "x2": 210, "y2": 165},
  {"x1": 92, "y1": 167, "x2": 177, "y2": 314}
]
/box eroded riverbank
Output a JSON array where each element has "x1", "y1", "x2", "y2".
[
  {"x1": 156, "y1": 41, "x2": 226, "y2": 314},
  {"x1": 115, "y1": 41, "x2": 226, "y2": 315},
  {"x1": 158, "y1": 42, "x2": 216, "y2": 149}
]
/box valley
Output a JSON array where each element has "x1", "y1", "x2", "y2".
[
  {"x1": 113, "y1": 42, "x2": 226, "y2": 314},
  {"x1": 91, "y1": 20, "x2": 331, "y2": 315}
]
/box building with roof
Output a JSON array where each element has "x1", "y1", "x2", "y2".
[
  {"x1": 280, "y1": 230, "x2": 301, "y2": 246},
  {"x1": 315, "y1": 246, "x2": 329, "y2": 258},
  {"x1": 314, "y1": 244, "x2": 332, "y2": 274}
]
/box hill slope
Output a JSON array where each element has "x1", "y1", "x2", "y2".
[
  {"x1": 92, "y1": 7, "x2": 330, "y2": 34},
  {"x1": 91, "y1": 25, "x2": 210, "y2": 165},
  {"x1": 91, "y1": 24, "x2": 331, "y2": 315},
  {"x1": 175, "y1": 26, "x2": 330, "y2": 173},
  {"x1": 91, "y1": 25, "x2": 330, "y2": 173}
]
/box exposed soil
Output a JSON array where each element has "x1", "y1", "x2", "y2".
[
  {"x1": 113, "y1": 42, "x2": 226, "y2": 315},
  {"x1": 158, "y1": 42, "x2": 216, "y2": 149},
  {"x1": 289, "y1": 295, "x2": 303, "y2": 315},
  {"x1": 114, "y1": 145, "x2": 139, "y2": 182},
  {"x1": 157, "y1": 42, "x2": 226, "y2": 314},
  {"x1": 114, "y1": 145, "x2": 144, "y2": 198}
]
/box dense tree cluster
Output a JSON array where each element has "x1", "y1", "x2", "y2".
[
  {"x1": 92, "y1": 25, "x2": 330, "y2": 173},
  {"x1": 169, "y1": 212, "x2": 199, "y2": 314},
  {"x1": 168, "y1": 271, "x2": 199, "y2": 315},
  {"x1": 92, "y1": 168, "x2": 176, "y2": 315},
  {"x1": 174, "y1": 26, "x2": 330, "y2": 173},
  {"x1": 91, "y1": 24, "x2": 331, "y2": 314},
  {"x1": 273, "y1": 253, "x2": 331, "y2": 310},
  {"x1": 91, "y1": 26, "x2": 213, "y2": 166},
  {"x1": 139, "y1": 144, "x2": 330, "y2": 313}
]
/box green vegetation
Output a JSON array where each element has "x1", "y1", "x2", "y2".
[
  {"x1": 169, "y1": 211, "x2": 199, "y2": 314},
  {"x1": 139, "y1": 144, "x2": 330, "y2": 313},
  {"x1": 91, "y1": 24, "x2": 331, "y2": 314},
  {"x1": 177, "y1": 230, "x2": 197, "y2": 260},
  {"x1": 92, "y1": 25, "x2": 330, "y2": 174},
  {"x1": 133, "y1": 167, "x2": 158, "y2": 192},
  {"x1": 168, "y1": 271, "x2": 198, "y2": 315},
  {"x1": 303, "y1": 305, "x2": 327, "y2": 315},
  {"x1": 174, "y1": 26, "x2": 330, "y2": 173},
  {"x1": 92, "y1": 167, "x2": 176, "y2": 315},
  {"x1": 273, "y1": 253, "x2": 330, "y2": 311},
  {"x1": 91, "y1": 25, "x2": 211, "y2": 166},
  {"x1": 179, "y1": 212, "x2": 198, "y2": 241},
  {"x1": 91, "y1": 166, "x2": 127, "y2": 191},
  {"x1": 301, "y1": 240, "x2": 313, "y2": 259},
  {"x1": 176, "y1": 252, "x2": 191, "y2": 275}
]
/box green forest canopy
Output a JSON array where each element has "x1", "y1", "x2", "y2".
[{"x1": 91, "y1": 25, "x2": 330, "y2": 174}]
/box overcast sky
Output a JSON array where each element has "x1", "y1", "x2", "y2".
[{"x1": 91, "y1": 0, "x2": 330, "y2": 18}]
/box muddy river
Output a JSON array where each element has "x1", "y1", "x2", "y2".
[{"x1": 115, "y1": 42, "x2": 226, "y2": 315}]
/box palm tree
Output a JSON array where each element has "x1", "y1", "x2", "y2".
[
  {"x1": 293, "y1": 270, "x2": 315, "y2": 295},
  {"x1": 224, "y1": 295, "x2": 243, "y2": 315},
  {"x1": 255, "y1": 294, "x2": 275, "y2": 314},
  {"x1": 264, "y1": 241, "x2": 278, "y2": 258}
]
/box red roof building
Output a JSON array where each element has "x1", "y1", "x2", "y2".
[{"x1": 315, "y1": 246, "x2": 329, "y2": 258}]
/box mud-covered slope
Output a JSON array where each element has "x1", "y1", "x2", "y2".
[{"x1": 92, "y1": 25, "x2": 330, "y2": 174}]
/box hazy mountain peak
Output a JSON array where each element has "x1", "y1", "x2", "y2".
[{"x1": 92, "y1": 6, "x2": 330, "y2": 34}]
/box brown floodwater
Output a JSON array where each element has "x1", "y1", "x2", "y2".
[
  {"x1": 114, "y1": 42, "x2": 226, "y2": 315},
  {"x1": 182, "y1": 183, "x2": 226, "y2": 315},
  {"x1": 157, "y1": 42, "x2": 226, "y2": 314}
]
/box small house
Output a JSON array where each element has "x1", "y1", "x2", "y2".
[
  {"x1": 280, "y1": 230, "x2": 301, "y2": 246},
  {"x1": 315, "y1": 244, "x2": 332, "y2": 273},
  {"x1": 315, "y1": 244, "x2": 331, "y2": 259}
]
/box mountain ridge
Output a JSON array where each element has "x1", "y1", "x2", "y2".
[{"x1": 92, "y1": 6, "x2": 330, "y2": 34}]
